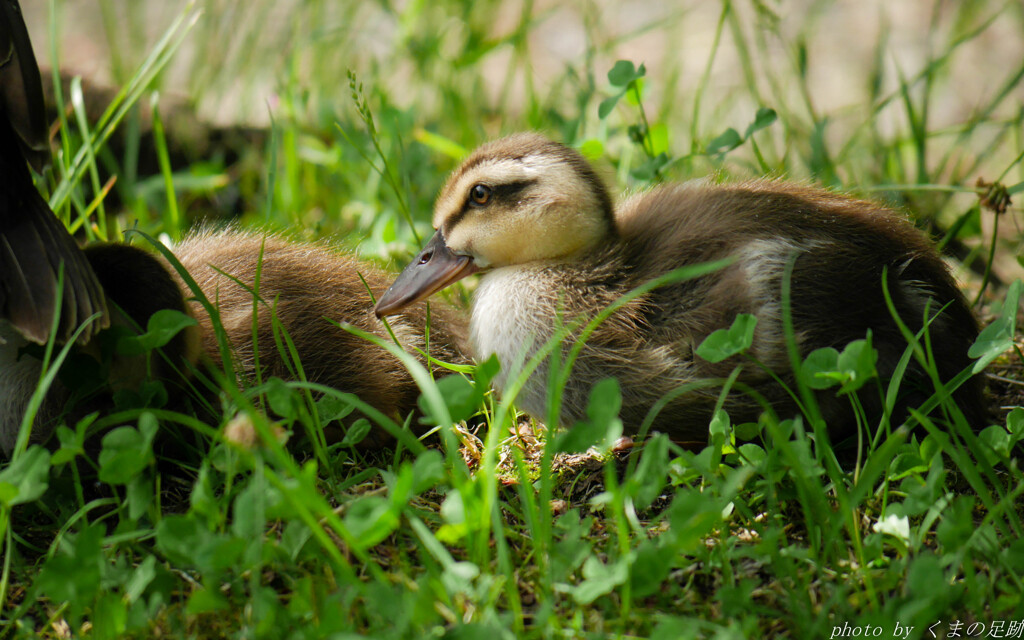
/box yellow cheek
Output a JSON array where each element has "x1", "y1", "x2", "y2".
[
  {"x1": 484, "y1": 231, "x2": 531, "y2": 266},
  {"x1": 462, "y1": 218, "x2": 532, "y2": 267}
]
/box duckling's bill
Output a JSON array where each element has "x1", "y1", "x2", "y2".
[{"x1": 375, "y1": 231, "x2": 478, "y2": 317}]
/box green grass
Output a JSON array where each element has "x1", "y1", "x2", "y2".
[{"x1": 3, "y1": 0, "x2": 1024, "y2": 637}]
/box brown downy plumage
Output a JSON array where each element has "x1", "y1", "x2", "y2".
[
  {"x1": 173, "y1": 229, "x2": 471, "y2": 444},
  {"x1": 2, "y1": 229, "x2": 471, "y2": 455},
  {"x1": 375, "y1": 133, "x2": 985, "y2": 447},
  {"x1": 0, "y1": 0, "x2": 109, "y2": 345},
  {"x1": 0, "y1": 243, "x2": 200, "y2": 456}
]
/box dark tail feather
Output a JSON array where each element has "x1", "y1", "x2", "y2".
[
  {"x1": 0, "y1": 0, "x2": 108, "y2": 344},
  {"x1": 0, "y1": 0, "x2": 50, "y2": 172},
  {"x1": 0, "y1": 182, "x2": 109, "y2": 344}
]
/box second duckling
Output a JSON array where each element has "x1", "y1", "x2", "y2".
[
  {"x1": 375, "y1": 133, "x2": 985, "y2": 446},
  {"x1": 174, "y1": 229, "x2": 471, "y2": 445}
]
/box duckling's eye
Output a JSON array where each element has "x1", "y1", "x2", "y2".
[{"x1": 469, "y1": 184, "x2": 491, "y2": 206}]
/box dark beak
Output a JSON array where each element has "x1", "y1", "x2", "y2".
[{"x1": 375, "y1": 231, "x2": 479, "y2": 318}]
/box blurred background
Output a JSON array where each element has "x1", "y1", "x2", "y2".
[{"x1": 20, "y1": 0, "x2": 1024, "y2": 283}]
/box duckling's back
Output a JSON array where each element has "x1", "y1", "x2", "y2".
[{"x1": 605, "y1": 181, "x2": 984, "y2": 441}]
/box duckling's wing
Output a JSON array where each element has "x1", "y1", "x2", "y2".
[{"x1": 0, "y1": 1, "x2": 108, "y2": 344}]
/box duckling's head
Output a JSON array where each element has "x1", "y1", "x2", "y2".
[
  {"x1": 434, "y1": 133, "x2": 614, "y2": 268},
  {"x1": 376, "y1": 133, "x2": 613, "y2": 317}
]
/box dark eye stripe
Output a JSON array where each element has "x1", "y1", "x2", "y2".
[
  {"x1": 491, "y1": 179, "x2": 536, "y2": 201},
  {"x1": 445, "y1": 179, "x2": 539, "y2": 234}
]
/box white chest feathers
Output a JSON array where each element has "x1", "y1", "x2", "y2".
[{"x1": 469, "y1": 266, "x2": 558, "y2": 418}]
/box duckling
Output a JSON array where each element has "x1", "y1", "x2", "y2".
[
  {"x1": 1, "y1": 228, "x2": 471, "y2": 456},
  {"x1": 0, "y1": 0, "x2": 109, "y2": 345},
  {"x1": 0, "y1": 242, "x2": 200, "y2": 457},
  {"x1": 173, "y1": 229, "x2": 470, "y2": 445},
  {"x1": 375, "y1": 133, "x2": 985, "y2": 445}
]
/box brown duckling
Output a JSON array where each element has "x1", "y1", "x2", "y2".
[
  {"x1": 2, "y1": 229, "x2": 472, "y2": 455},
  {"x1": 375, "y1": 133, "x2": 985, "y2": 446},
  {"x1": 173, "y1": 229, "x2": 471, "y2": 445},
  {"x1": 0, "y1": 242, "x2": 200, "y2": 456},
  {"x1": 0, "y1": 0, "x2": 109, "y2": 345}
]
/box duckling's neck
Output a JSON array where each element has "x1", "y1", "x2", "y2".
[
  {"x1": 468, "y1": 260, "x2": 589, "y2": 420},
  {"x1": 470, "y1": 266, "x2": 544, "y2": 418}
]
